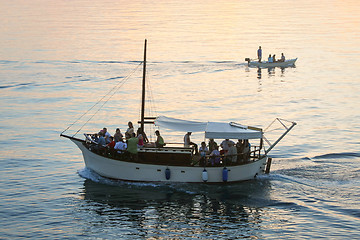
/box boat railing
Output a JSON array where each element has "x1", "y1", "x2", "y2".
[
  {"x1": 139, "y1": 146, "x2": 193, "y2": 154},
  {"x1": 83, "y1": 132, "x2": 263, "y2": 166},
  {"x1": 250, "y1": 146, "x2": 261, "y2": 159},
  {"x1": 193, "y1": 144, "x2": 263, "y2": 167}
]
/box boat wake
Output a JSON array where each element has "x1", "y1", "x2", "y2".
[
  {"x1": 77, "y1": 167, "x2": 199, "y2": 194},
  {"x1": 78, "y1": 167, "x2": 162, "y2": 188},
  {"x1": 313, "y1": 152, "x2": 360, "y2": 159}
]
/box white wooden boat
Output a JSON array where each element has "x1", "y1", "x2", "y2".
[
  {"x1": 246, "y1": 58, "x2": 297, "y2": 68},
  {"x1": 61, "y1": 40, "x2": 296, "y2": 183}
]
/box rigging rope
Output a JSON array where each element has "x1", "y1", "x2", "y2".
[
  {"x1": 135, "y1": 66, "x2": 158, "y2": 141},
  {"x1": 61, "y1": 62, "x2": 143, "y2": 137}
]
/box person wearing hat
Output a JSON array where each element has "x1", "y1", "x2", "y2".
[{"x1": 184, "y1": 132, "x2": 198, "y2": 155}]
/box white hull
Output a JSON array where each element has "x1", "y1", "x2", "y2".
[
  {"x1": 249, "y1": 58, "x2": 297, "y2": 68},
  {"x1": 71, "y1": 138, "x2": 268, "y2": 183}
]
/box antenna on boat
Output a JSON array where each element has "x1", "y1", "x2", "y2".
[{"x1": 140, "y1": 39, "x2": 147, "y2": 132}]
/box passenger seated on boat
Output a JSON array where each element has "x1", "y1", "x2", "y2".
[
  {"x1": 272, "y1": 54, "x2": 276, "y2": 63},
  {"x1": 220, "y1": 139, "x2": 235, "y2": 155},
  {"x1": 209, "y1": 146, "x2": 221, "y2": 166},
  {"x1": 137, "y1": 127, "x2": 149, "y2": 148},
  {"x1": 102, "y1": 127, "x2": 112, "y2": 144},
  {"x1": 93, "y1": 130, "x2": 106, "y2": 154},
  {"x1": 106, "y1": 136, "x2": 116, "y2": 156},
  {"x1": 114, "y1": 138, "x2": 127, "y2": 154},
  {"x1": 107, "y1": 136, "x2": 115, "y2": 148},
  {"x1": 208, "y1": 138, "x2": 218, "y2": 152},
  {"x1": 98, "y1": 131, "x2": 106, "y2": 145},
  {"x1": 155, "y1": 130, "x2": 165, "y2": 148},
  {"x1": 225, "y1": 142, "x2": 238, "y2": 165},
  {"x1": 127, "y1": 133, "x2": 139, "y2": 161},
  {"x1": 268, "y1": 54, "x2": 273, "y2": 63},
  {"x1": 125, "y1": 121, "x2": 134, "y2": 140},
  {"x1": 114, "y1": 128, "x2": 124, "y2": 142},
  {"x1": 280, "y1": 53, "x2": 285, "y2": 62},
  {"x1": 199, "y1": 141, "x2": 209, "y2": 167},
  {"x1": 184, "y1": 132, "x2": 198, "y2": 155}
]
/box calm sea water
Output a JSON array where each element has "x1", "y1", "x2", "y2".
[{"x1": 1, "y1": 0, "x2": 359, "y2": 239}]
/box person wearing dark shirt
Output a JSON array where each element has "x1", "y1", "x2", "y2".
[{"x1": 257, "y1": 46, "x2": 262, "y2": 62}]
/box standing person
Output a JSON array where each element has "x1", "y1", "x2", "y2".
[
  {"x1": 184, "y1": 132, "x2": 198, "y2": 155},
  {"x1": 257, "y1": 46, "x2": 262, "y2": 62},
  {"x1": 155, "y1": 130, "x2": 165, "y2": 148},
  {"x1": 125, "y1": 121, "x2": 134, "y2": 140}
]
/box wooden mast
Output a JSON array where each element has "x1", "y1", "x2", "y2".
[{"x1": 140, "y1": 39, "x2": 147, "y2": 132}]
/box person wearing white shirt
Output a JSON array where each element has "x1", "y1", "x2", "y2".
[
  {"x1": 114, "y1": 140, "x2": 127, "y2": 154},
  {"x1": 184, "y1": 132, "x2": 198, "y2": 154},
  {"x1": 103, "y1": 127, "x2": 112, "y2": 143},
  {"x1": 220, "y1": 139, "x2": 235, "y2": 153}
]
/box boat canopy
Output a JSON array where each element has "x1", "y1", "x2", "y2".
[{"x1": 155, "y1": 116, "x2": 262, "y2": 140}]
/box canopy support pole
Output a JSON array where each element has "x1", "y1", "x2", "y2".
[{"x1": 265, "y1": 121, "x2": 296, "y2": 155}]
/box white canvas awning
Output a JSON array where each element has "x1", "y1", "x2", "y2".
[{"x1": 155, "y1": 116, "x2": 262, "y2": 139}]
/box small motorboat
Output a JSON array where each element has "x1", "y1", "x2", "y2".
[{"x1": 245, "y1": 58, "x2": 297, "y2": 68}]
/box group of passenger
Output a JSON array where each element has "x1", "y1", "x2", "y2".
[
  {"x1": 90, "y1": 124, "x2": 252, "y2": 166},
  {"x1": 184, "y1": 132, "x2": 252, "y2": 167},
  {"x1": 268, "y1": 53, "x2": 285, "y2": 63},
  {"x1": 90, "y1": 121, "x2": 167, "y2": 160},
  {"x1": 257, "y1": 46, "x2": 285, "y2": 63}
]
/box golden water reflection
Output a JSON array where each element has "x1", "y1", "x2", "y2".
[{"x1": 79, "y1": 179, "x2": 275, "y2": 238}]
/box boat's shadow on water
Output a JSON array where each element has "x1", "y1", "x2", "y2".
[
  {"x1": 254, "y1": 66, "x2": 296, "y2": 79},
  {"x1": 77, "y1": 168, "x2": 277, "y2": 236}
]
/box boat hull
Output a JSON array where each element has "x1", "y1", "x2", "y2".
[
  {"x1": 71, "y1": 138, "x2": 268, "y2": 183},
  {"x1": 248, "y1": 58, "x2": 297, "y2": 68}
]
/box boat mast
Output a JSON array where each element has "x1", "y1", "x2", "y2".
[{"x1": 140, "y1": 39, "x2": 147, "y2": 132}]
